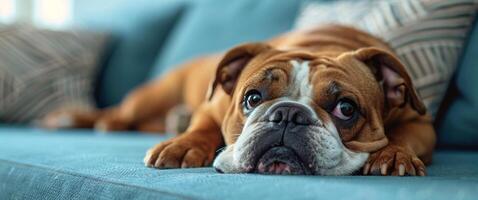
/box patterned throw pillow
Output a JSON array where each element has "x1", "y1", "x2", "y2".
[
  {"x1": 0, "y1": 25, "x2": 109, "y2": 123},
  {"x1": 295, "y1": 0, "x2": 478, "y2": 116}
]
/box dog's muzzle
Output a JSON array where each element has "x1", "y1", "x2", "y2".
[
  {"x1": 251, "y1": 102, "x2": 318, "y2": 175},
  {"x1": 255, "y1": 146, "x2": 310, "y2": 175}
]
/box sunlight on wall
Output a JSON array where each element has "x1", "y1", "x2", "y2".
[
  {"x1": 0, "y1": 0, "x2": 16, "y2": 23},
  {"x1": 0, "y1": 0, "x2": 72, "y2": 28},
  {"x1": 33, "y1": 0, "x2": 72, "y2": 28}
]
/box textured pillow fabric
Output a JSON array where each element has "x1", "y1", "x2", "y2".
[
  {"x1": 295, "y1": 0, "x2": 478, "y2": 116},
  {"x1": 149, "y1": 0, "x2": 303, "y2": 77},
  {"x1": 73, "y1": 0, "x2": 187, "y2": 107},
  {"x1": 0, "y1": 25, "x2": 109, "y2": 123}
]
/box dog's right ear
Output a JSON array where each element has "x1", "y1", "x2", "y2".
[{"x1": 207, "y1": 42, "x2": 272, "y2": 100}]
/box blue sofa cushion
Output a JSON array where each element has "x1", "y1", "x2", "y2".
[
  {"x1": 73, "y1": 0, "x2": 187, "y2": 107},
  {"x1": 1, "y1": 127, "x2": 478, "y2": 200},
  {"x1": 438, "y1": 17, "x2": 478, "y2": 148},
  {"x1": 150, "y1": 0, "x2": 303, "y2": 76}
]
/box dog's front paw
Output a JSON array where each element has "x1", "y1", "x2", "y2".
[
  {"x1": 41, "y1": 111, "x2": 76, "y2": 129},
  {"x1": 94, "y1": 116, "x2": 130, "y2": 132},
  {"x1": 144, "y1": 138, "x2": 214, "y2": 169},
  {"x1": 362, "y1": 144, "x2": 426, "y2": 176}
]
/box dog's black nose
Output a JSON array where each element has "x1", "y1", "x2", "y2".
[{"x1": 267, "y1": 102, "x2": 314, "y2": 125}]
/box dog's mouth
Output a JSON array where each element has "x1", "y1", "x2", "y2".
[{"x1": 254, "y1": 146, "x2": 311, "y2": 175}]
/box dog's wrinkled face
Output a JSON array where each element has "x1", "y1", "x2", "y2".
[{"x1": 211, "y1": 43, "x2": 425, "y2": 175}]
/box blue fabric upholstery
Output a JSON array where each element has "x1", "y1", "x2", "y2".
[
  {"x1": 2, "y1": 0, "x2": 478, "y2": 199},
  {"x1": 73, "y1": 0, "x2": 187, "y2": 107},
  {"x1": 0, "y1": 127, "x2": 478, "y2": 200},
  {"x1": 150, "y1": 0, "x2": 303, "y2": 76},
  {"x1": 1, "y1": 127, "x2": 478, "y2": 200},
  {"x1": 438, "y1": 17, "x2": 478, "y2": 148}
]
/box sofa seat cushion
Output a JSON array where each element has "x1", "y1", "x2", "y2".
[{"x1": 0, "y1": 127, "x2": 477, "y2": 200}]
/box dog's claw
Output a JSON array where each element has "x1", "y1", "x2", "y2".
[
  {"x1": 417, "y1": 169, "x2": 426, "y2": 176},
  {"x1": 398, "y1": 164, "x2": 405, "y2": 176},
  {"x1": 380, "y1": 163, "x2": 388, "y2": 175},
  {"x1": 362, "y1": 163, "x2": 370, "y2": 175}
]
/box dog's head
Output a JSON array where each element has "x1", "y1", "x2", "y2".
[{"x1": 210, "y1": 43, "x2": 425, "y2": 175}]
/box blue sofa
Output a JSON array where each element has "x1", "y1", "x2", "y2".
[{"x1": 1, "y1": 0, "x2": 478, "y2": 199}]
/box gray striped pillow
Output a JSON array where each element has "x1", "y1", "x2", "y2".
[
  {"x1": 0, "y1": 25, "x2": 109, "y2": 123},
  {"x1": 295, "y1": 0, "x2": 478, "y2": 116}
]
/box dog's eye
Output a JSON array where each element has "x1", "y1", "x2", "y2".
[
  {"x1": 244, "y1": 90, "x2": 262, "y2": 110},
  {"x1": 332, "y1": 99, "x2": 356, "y2": 120}
]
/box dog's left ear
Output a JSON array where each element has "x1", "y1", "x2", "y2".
[
  {"x1": 353, "y1": 47, "x2": 426, "y2": 115},
  {"x1": 340, "y1": 47, "x2": 426, "y2": 152},
  {"x1": 207, "y1": 42, "x2": 273, "y2": 100}
]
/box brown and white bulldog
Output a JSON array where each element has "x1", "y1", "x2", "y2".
[{"x1": 42, "y1": 25, "x2": 436, "y2": 176}]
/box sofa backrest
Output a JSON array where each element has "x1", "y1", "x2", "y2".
[
  {"x1": 72, "y1": 0, "x2": 304, "y2": 108},
  {"x1": 149, "y1": 0, "x2": 304, "y2": 77},
  {"x1": 72, "y1": 0, "x2": 188, "y2": 107},
  {"x1": 437, "y1": 17, "x2": 478, "y2": 149}
]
